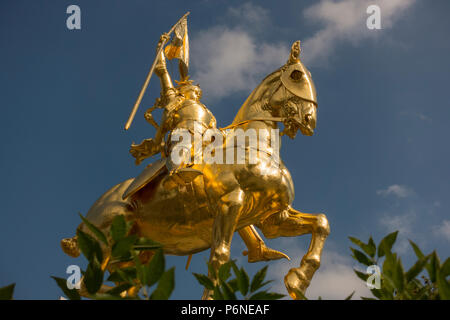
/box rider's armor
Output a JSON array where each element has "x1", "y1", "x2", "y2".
[
  {"x1": 163, "y1": 94, "x2": 217, "y2": 185},
  {"x1": 130, "y1": 40, "x2": 216, "y2": 186}
]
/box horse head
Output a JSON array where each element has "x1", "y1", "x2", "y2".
[{"x1": 232, "y1": 41, "x2": 318, "y2": 138}]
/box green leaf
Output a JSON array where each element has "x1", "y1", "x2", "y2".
[
  {"x1": 84, "y1": 257, "x2": 104, "y2": 294},
  {"x1": 351, "y1": 248, "x2": 373, "y2": 266},
  {"x1": 133, "y1": 238, "x2": 163, "y2": 251},
  {"x1": 344, "y1": 291, "x2": 355, "y2": 300},
  {"x1": 106, "y1": 283, "x2": 133, "y2": 296},
  {"x1": 437, "y1": 270, "x2": 450, "y2": 300},
  {"x1": 219, "y1": 279, "x2": 237, "y2": 300},
  {"x1": 79, "y1": 213, "x2": 108, "y2": 245},
  {"x1": 193, "y1": 273, "x2": 215, "y2": 290},
  {"x1": 107, "y1": 267, "x2": 137, "y2": 283},
  {"x1": 349, "y1": 236, "x2": 376, "y2": 257},
  {"x1": 392, "y1": 258, "x2": 405, "y2": 294},
  {"x1": 150, "y1": 267, "x2": 175, "y2": 300},
  {"x1": 145, "y1": 249, "x2": 165, "y2": 287},
  {"x1": 129, "y1": 250, "x2": 147, "y2": 286},
  {"x1": 370, "y1": 288, "x2": 384, "y2": 299},
  {"x1": 406, "y1": 254, "x2": 430, "y2": 283},
  {"x1": 111, "y1": 235, "x2": 138, "y2": 259},
  {"x1": 382, "y1": 252, "x2": 397, "y2": 278},
  {"x1": 441, "y1": 258, "x2": 450, "y2": 277},
  {"x1": 212, "y1": 285, "x2": 224, "y2": 300},
  {"x1": 238, "y1": 268, "x2": 250, "y2": 296},
  {"x1": 380, "y1": 274, "x2": 396, "y2": 299},
  {"x1": 354, "y1": 269, "x2": 369, "y2": 282},
  {"x1": 348, "y1": 236, "x2": 365, "y2": 248},
  {"x1": 414, "y1": 286, "x2": 432, "y2": 300},
  {"x1": 218, "y1": 262, "x2": 232, "y2": 282},
  {"x1": 111, "y1": 215, "x2": 127, "y2": 243},
  {"x1": 51, "y1": 277, "x2": 81, "y2": 300},
  {"x1": 88, "y1": 293, "x2": 135, "y2": 300},
  {"x1": 227, "y1": 278, "x2": 239, "y2": 292},
  {"x1": 207, "y1": 262, "x2": 217, "y2": 279},
  {"x1": 230, "y1": 260, "x2": 248, "y2": 296},
  {"x1": 0, "y1": 283, "x2": 15, "y2": 300},
  {"x1": 410, "y1": 241, "x2": 438, "y2": 284},
  {"x1": 409, "y1": 240, "x2": 425, "y2": 259},
  {"x1": 378, "y1": 231, "x2": 398, "y2": 258},
  {"x1": 250, "y1": 265, "x2": 268, "y2": 293},
  {"x1": 427, "y1": 251, "x2": 440, "y2": 283},
  {"x1": 76, "y1": 229, "x2": 103, "y2": 262},
  {"x1": 368, "y1": 237, "x2": 377, "y2": 256},
  {"x1": 132, "y1": 254, "x2": 146, "y2": 285},
  {"x1": 249, "y1": 291, "x2": 285, "y2": 300},
  {"x1": 256, "y1": 280, "x2": 272, "y2": 290}
]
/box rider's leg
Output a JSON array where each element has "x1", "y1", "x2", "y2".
[{"x1": 165, "y1": 143, "x2": 202, "y2": 187}]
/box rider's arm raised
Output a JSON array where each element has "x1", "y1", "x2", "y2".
[{"x1": 155, "y1": 34, "x2": 176, "y2": 101}]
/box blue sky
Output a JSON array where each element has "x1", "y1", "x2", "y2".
[{"x1": 0, "y1": 0, "x2": 449, "y2": 299}]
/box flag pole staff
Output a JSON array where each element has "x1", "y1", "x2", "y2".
[{"x1": 124, "y1": 11, "x2": 190, "y2": 131}]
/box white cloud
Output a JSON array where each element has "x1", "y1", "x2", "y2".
[
  {"x1": 301, "y1": 0, "x2": 416, "y2": 65},
  {"x1": 377, "y1": 184, "x2": 414, "y2": 198},
  {"x1": 191, "y1": 3, "x2": 289, "y2": 102},
  {"x1": 380, "y1": 211, "x2": 415, "y2": 235},
  {"x1": 433, "y1": 220, "x2": 450, "y2": 242},
  {"x1": 415, "y1": 113, "x2": 432, "y2": 123},
  {"x1": 376, "y1": 187, "x2": 445, "y2": 254},
  {"x1": 190, "y1": 0, "x2": 416, "y2": 99},
  {"x1": 267, "y1": 239, "x2": 372, "y2": 299},
  {"x1": 226, "y1": 3, "x2": 270, "y2": 32},
  {"x1": 379, "y1": 211, "x2": 416, "y2": 253},
  {"x1": 306, "y1": 251, "x2": 373, "y2": 299},
  {"x1": 400, "y1": 111, "x2": 433, "y2": 123}
]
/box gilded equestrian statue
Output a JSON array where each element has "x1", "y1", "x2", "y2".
[{"x1": 61, "y1": 38, "x2": 329, "y2": 300}]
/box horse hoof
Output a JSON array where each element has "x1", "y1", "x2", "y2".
[
  {"x1": 61, "y1": 237, "x2": 80, "y2": 258},
  {"x1": 284, "y1": 268, "x2": 310, "y2": 300}
]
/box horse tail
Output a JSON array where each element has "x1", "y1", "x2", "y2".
[{"x1": 61, "y1": 236, "x2": 80, "y2": 258}]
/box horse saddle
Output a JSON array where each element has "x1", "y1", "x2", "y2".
[
  {"x1": 122, "y1": 158, "x2": 167, "y2": 200},
  {"x1": 122, "y1": 158, "x2": 204, "y2": 200}
]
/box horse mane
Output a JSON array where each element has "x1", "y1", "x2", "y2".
[{"x1": 231, "y1": 68, "x2": 282, "y2": 125}]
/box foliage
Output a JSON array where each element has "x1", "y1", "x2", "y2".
[
  {"x1": 52, "y1": 214, "x2": 175, "y2": 300},
  {"x1": 8, "y1": 216, "x2": 444, "y2": 300},
  {"x1": 193, "y1": 260, "x2": 285, "y2": 300},
  {"x1": 349, "y1": 231, "x2": 450, "y2": 300},
  {"x1": 51, "y1": 214, "x2": 284, "y2": 300},
  {"x1": 0, "y1": 283, "x2": 15, "y2": 300}
]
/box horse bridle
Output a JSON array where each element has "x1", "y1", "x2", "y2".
[{"x1": 221, "y1": 83, "x2": 316, "y2": 135}]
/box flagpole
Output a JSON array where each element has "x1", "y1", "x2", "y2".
[{"x1": 124, "y1": 11, "x2": 190, "y2": 131}]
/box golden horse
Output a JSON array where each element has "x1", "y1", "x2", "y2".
[{"x1": 61, "y1": 41, "x2": 329, "y2": 300}]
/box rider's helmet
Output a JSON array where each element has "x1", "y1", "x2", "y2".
[{"x1": 176, "y1": 79, "x2": 202, "y2": 102}]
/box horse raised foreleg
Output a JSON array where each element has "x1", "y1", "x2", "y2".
[
  {"x1": 257, "y1": 206, "x2": 329, "y2": 299},
  {"x1": 202, "y1": 188, "x2": 244, "y2": 300}
]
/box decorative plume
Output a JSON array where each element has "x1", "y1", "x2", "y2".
[{"x1": 288, "y1": 41, "x2": 301, "y2": 64}]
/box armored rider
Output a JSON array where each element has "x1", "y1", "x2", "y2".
[
  {"x1": 129, "y1": 34, "x2": 289, "y2": 263},
  {"x1": 130, "y1": 34, "x2": 215, "y2": 186}
]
